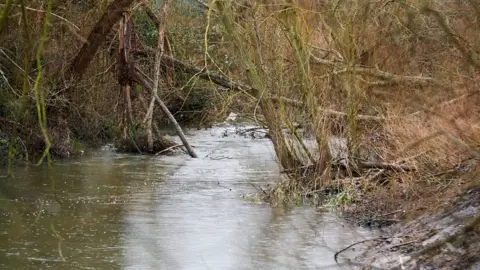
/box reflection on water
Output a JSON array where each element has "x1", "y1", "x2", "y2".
[{"x1": 0, "y1": 126, "x2": 375, "y2": 269}]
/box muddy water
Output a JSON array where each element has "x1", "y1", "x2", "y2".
[{"x1": 0, "y1": 126, "x2": 375, "y2": 269}]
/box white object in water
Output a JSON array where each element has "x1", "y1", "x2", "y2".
[{"x1": 226, "y1": 112, "x2": 238, "y2": 121}]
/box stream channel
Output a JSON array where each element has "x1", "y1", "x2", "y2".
[{"x1": 0, "y1": 125, "x2": 376, "y2": 269}]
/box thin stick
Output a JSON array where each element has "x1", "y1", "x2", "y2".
[
  {"x1": 357, "y1": 161, "x2": 413, "y2": 171},
  {"x1": 144, "y1": 0, "x2": 169, "y2": 152},
  {"x1": 0, "y1": 3, "x2": 80, "y2": 30},
  {"x1": 155, "y1": 143, "x2": 184, "y2": 156},
  {"x1": 272, "y1": 96, "x2": 384, "y2": 121},
  {"x1": 376, "y1": 209, "x2": 404, "y2": 218},
  {"x1": 193, "y1": 0, "x2": 211, "y2": 10},
  {"x1": 310, "y1": 54, "x2": 442, "y2": 87},
  {"x1": 334, "y1": 237, "x2": 390, "y2": 263},
  {"x1": 389, "y1": 239, "x2": 420, "y2": 250}
]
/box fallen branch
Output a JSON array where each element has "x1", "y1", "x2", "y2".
[
  {"x1": 388, "y1": 239, "x2": 420, "y2": 250},
  {"x1": 145, "y1": 44, "x2": 389, "y2": 124},
  {"x1": 130, "y1": 67, "x2": 198, "y2": 158},
  {"x1": 129, "y1": 136, "x2": 142, "y2": 154},
  {"x1": 284, "y1": 160, "x2": 412, "y2": 177},
  {"x1": 409, "y1": 91, "x2": 479, "y2": 118},
  {"x1": 310, "y1": 54, "x2": 442, "y2": 87},
  {"x1": 271, "y1": 96, "x2": 385, "y2": 121},
  {"x1": 155, "y1": 143, "x2": 184, "y2": 156},
  {"x1": 247, "y1": 180, "x2": 268, "y2": 195},
  {"x1": 160, "y1": 53, "x2": 255, "y2": 96},
  {"x1": 357, "y1": 161, "x2": 413, "y2": 171},
  {"x1": 141, "y1": 48, "x2": 388, "y2": 123},
  {"x1": 236, "y1": 127, "x2": 268, "y2": 135},
  {"x1": 334, "y1": 237, "x2": 390, "y2": 263}
]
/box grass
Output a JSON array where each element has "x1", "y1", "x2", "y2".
[{"x1": 201, "y1": 0, "x2": 480, "y2": 221}]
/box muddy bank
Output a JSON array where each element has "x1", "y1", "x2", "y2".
[{"x1": 345, "y1": 187, "x2": 480, "y2": 269}]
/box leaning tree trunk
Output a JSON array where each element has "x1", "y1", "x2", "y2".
[
  {"x1": 131, "y1": 68, "x2": 198, "y2": 158},
  {"x1": 68, "y1": 0, "x2": 135, "y2": 81},
  {"x1": 259, "y1": 98, "x2": 303, "y2": 170}
]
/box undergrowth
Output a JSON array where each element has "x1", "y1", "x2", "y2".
[{"x1": 203, "y1": 0, "x2": 480, "y2": 221}]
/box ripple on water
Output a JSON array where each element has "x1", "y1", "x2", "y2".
[{"x1": 0, "y1": 126, "x2": 377, "y2": 269}]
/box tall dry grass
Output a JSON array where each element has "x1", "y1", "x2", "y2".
[{"x1": 200, "y1": 0, "x2": 480, "y2": 209}]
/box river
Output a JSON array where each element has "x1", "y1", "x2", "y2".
[{"x1": 0, "y1": 125, "x2": 376, "y2": 269}]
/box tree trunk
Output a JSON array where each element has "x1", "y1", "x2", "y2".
[
  {"x1": 145, "y1": 0, "x2": 170, "y2": 153},
  {"x1": 124, "y1": 84, "x2": 134, "y2": 123},
  {"x1": 259, "y1": 99, "x2": 303, "y2": 170},
  {"x1": 68, "y1": 0, "x2": 135, "y2": 81},
  {"x1": 131, "y1": 69, "x2": 198, "y2": 158}
]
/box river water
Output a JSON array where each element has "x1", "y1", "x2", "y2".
[{"x1": 0, "y1": 126, "x2": 375, "y2": 269}]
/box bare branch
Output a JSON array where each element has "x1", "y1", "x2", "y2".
[
  {"x1": 271, "y1": 96, "x2": 385, "y2": 121},
  {"x1": 0, "y1": 3, "x2": 80, "y2": 30},
  {"x1": 310, "y1": 54, "x2": 442, "y2": 86}
]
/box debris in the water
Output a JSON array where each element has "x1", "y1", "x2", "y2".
[{"x1": 226, "y1": 112, "x2": 238, "y2": 121}]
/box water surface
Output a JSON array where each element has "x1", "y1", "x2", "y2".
[{"x1": 0, "y1": 126, "x2": 375, "y2": 269}]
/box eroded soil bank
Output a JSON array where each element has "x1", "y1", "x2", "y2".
[{"x1": 348, "y1": 187, "x2": 480, "y2": 269}]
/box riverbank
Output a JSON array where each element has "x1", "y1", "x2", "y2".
[
  {"x1": 256, "y1": 125, "x2": 480, "y2": 268},
  {"x1": 0, "y1": 125, "x2": 377, "y2": 269},
  {"x1": 349, "y1": 185, "x2": 480, "y2": 269},
  {"x1": 2, "y1": 119, "x2": 479, "y2": 269}
]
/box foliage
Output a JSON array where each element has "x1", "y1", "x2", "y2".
[{"x1": 194, "y1": 0, "x2": 480, "y2": 216}]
